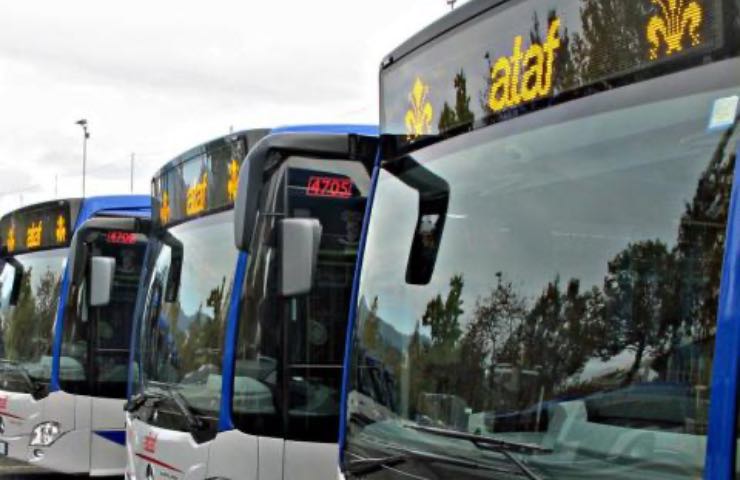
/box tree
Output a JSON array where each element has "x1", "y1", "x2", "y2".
[{"x1": 603, "y1": 240, "x2": 676, "y2": 385}]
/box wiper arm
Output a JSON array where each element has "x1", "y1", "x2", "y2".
[
  {"x1": 408, "y1": 425, "x2": 552, "y2": 454},
  {"x1": 345, "y1": 447, "x2": 527, "y2": 478},
  {"x1": 406, "y1": 425, "x2": 549, "y2": 480},
  {"x1": 124, "y1": 391, "x2": 164, "y2": 413},
  {"x1": 0, "y1": 360, "x2": 41, "y2": 394},
  {"x1": 149, "y1": 382, "x2": 204, "y2": 431}
]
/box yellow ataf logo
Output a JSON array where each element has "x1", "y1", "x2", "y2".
[
  {"x1": 26, "y1": 221, "x2": 43, "y2": 249},
  {"x1": 55, "y1": 215, "x2": 67, "y2": 243},
  {"x1": 186, "y1": 173, "x2": 208, "y2": 216},
  {"x1": 160, "y1": 191, "x2": 171, "y2": 224},
  {"x1": 488, "y1": 18, "x2": 561, "y2": 113},
  {"x1": 647, "y1": 0, "x2": 703, "y2": 60},
  {"x1": 227, "y1": 159, "x2": 240, "y2": 203},
  {"x1": 405, "y1": 77, "x2": 434, "y2": 141},
  {"x1": 6, "y1": 225, "x2": 15, "y2": 252}
]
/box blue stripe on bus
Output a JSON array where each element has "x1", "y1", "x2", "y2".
[
  {"x1": 705, "y1": 145, "x2": 740, "y2": 480},
  {"x1": 338, "y1": 148, "x2": 382, "y2": 463},
  {"x1": 218, "y1": 251, "x2": 249, "y2": 432},
  {"x1": 94, "y1": 430, "x2": 126, "y2": 446}
]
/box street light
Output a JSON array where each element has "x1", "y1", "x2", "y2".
[{"x1": 75, "y1": 119, "x2": 90, "y2": 197}]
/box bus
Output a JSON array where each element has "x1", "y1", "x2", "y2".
[
  {"x1": 340, "y1": 0, "x2": 740, "y2": 479},
  {"x1": 125, "y1": 126, "x2": 377, "y2": 480},
  {"x1": 0, "y1": 195, "x2": 150, "y2": 476}
]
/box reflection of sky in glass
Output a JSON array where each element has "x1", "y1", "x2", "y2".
[
  {"x1": 168, "y1": 211, "x2": 236, "y2": 323},
  {"x1": 0, "y1": 248, "x2": 67, "y2": 362},
  {"x1": 361, "y1": 85, "x2": 738, "y2": 339}
]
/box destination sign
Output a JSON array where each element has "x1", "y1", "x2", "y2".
[
  {"x1": 382, "y1": 0, "x2": 729, "y2": 148},
  {"x1": 152, "y1": 129, "x2": 269, "y2": 228},
  {"x1": 0, "y1": 200, "x2": 81, "y2": 254}
]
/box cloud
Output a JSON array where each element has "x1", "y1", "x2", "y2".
[{"x1": 0, "y1": 0, "x2": 466, "y2": 215}]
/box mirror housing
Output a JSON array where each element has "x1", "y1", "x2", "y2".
[
  {"x1": 89, "y1": 257, "x2": 116, "y2": 307},
  {"x1": 279, "y1": 218, "x2": 322, "y2": 297},
  {"x1": 234, "y1": 151, "x2": 266, "y2": 252}
]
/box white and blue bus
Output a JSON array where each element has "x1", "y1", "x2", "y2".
[
  {"x1": 125, "y1": 125, "x2": 377, "y2": 480},
  {"x1": 0, "y1": 195, "x2": 150, "y2": 476},
  {"x1": 340, "y1": 0, "x2": 740, "y2": 479}
]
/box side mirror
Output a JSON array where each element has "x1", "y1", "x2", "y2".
[
  {"x1": 279, "y1": 218, "x2": 322, "y2": 297},
  {"x1": 234, "y1": 151, "x2": 266, "y2": 252},
  {"x1": 89, "y1": 257, "x2": 116, "y2": 307}
]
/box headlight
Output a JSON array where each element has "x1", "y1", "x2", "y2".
[{"x1": 29, "y1": 422, "x2": 61, "y2": 447}]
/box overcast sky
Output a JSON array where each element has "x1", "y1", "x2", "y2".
[{"x1": 0, "y1": 0, "x2": 464, "y2": 215}]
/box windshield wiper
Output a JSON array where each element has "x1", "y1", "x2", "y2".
[
  {"x1": 406, "y1": 425, "x2": 549, "y2": 480},
  {"x1": 149, "y1": 382, "x2": 204, "y2": 432},
  {"x1": 124, "y1": 390, "x2": 164, "y2": 414},
  {"x1": 408, "y1": 425, "x2": 552, "y2": 454},
  {"x1": 0, "y1": 360, "x2": 43, "y2": 395},
  {"x1": 345, "y1": 447, "x2": 529, "y2": 478}
]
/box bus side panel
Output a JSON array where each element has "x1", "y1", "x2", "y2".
[
  {"x1": 0, "y1": 391, "x2": 43, "y2": 463},
  {"x1": 205, "y1": 430, "x2": 258, "y2": 480},
  {"x1": 28, "y1": 391, "x2": 89, "y2": 474},
  {"x1": 284, "y1": 441, "x2": 336, "y2": 480},
  {"x1": 128, "y1": 418, "x2": 209, "y2": 480},
  {"x1": 90, "y1": 397, "x2": 127, "y2": 476}
]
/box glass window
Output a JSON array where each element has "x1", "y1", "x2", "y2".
[
  {"x1": 232, "y1": 158, "x2": 369, "y2": 442},
  {"x1": 136, "y1": 211, "x2": 237, "y2": 421},
  {"x1": 347, "y1": 76, "x2": 740, "y2": 478},
  {"x1": 0, "y1": 249, "x2": 67, "y2": 392},
  {"x1": 59, "y1": 230, "x2": 147, "y2": 398}
]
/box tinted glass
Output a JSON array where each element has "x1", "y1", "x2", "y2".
[
  {"x1": 347, "y1": 68, "x2": 740, "y2": 478},
  {"x1": 233, "y1": 158, "x2": 369, "y2": 442},
  {"x1": 0, "y1": 249, "x2": 67, "y2": 391},
  {"x1": 60, "y1": 230, "x2": 147, "y2": 398},
  {"x1": 137, "y1": 211, "x2": 237, "y2": 418}
]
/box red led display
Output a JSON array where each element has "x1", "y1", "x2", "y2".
[
  {"x1": 306, "y1": 176, "x2": 353, "y2": 199},
  {"x1": 106, "y1": 231, "x2": 137, "y2": 245}
]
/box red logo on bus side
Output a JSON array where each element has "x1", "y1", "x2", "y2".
[
  {"x1": 143, "y1": 433, "x2": 157, "y2": 453},
  {"x1": 0, "y1": 396, "x2": 7, "y2": 410}
]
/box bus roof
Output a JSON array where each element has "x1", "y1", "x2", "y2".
[
  {"x1": 77, "y1": 195, "x2": 150, "y2": 228},
  {"x1": 381, "y1": 0, "x2": 495, "y2": 67},
  {"x1": 271, "y1": 124, "x2": 378, "y2": 136},
  {"x1": 153, "y1": 128, "x2": 270, "y2": 179}
]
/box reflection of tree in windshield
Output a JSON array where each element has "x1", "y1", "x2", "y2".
[
  {"x1": 4, "y1": 268, "x2": 60, "y2": 364},
  {"x1": 369, "y1": 123, "x2": 736, "y2": 434},
  {"x1": 169, "y1": 275, "x2": 232, "y2": 380}
]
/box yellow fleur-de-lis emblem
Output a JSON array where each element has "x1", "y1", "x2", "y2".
[
  {"x1": 160, "y1": 191, "x2": 171, "y2": 224},
  {"x1": 6, "y1": 225, "x2": 15, "y2": 252},
  {"x1": 647, "y1": 0, "x2": 703, "y2": 60},
  {"x1": 55, "y1": 215, "x2": 67, "y2": 243},
  {"x1": 405, "y1": 77, "x2": 434, "y2": 141},
  {"x1": 227, "y1": 159, "x2": 239, "y2": 203}
]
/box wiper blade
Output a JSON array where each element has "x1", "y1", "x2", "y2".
[
  {"x1": 124, "y1": 391, "x2": 164, "y2": 413},
  {"x1": 345, "y1": 447, "x2": 527, "y2": 478},
  {"x1": 149, "y1": 382, "x2": 204, "y2": 431},
  {"x1": 407, "y1": 425, "x2": 549, "y2": 480},
  {"x1": 408, "y1": 425, "x2": 552, "y2": 454},
  {"x1": 0, "y1": 360, "x2": 41, "y2": 394}
]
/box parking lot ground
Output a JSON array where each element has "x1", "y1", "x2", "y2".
[{"x1": 0, "y1": 456, "x2": 69, "y2": 480}]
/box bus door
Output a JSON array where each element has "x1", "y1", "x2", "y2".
[
  {"x1": 223, "y1": 153, "x2": 370, "y2": 480},
  {"x1": 61, "y1": 217, "x2": 149, "y2": 473}
]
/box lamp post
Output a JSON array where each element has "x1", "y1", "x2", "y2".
[
  {"x1": 76, "y1": 119, "x2": 90, "y2": 197},
  {"x1": 446, "y1": 0, "x2": 456, "y2": 10}
]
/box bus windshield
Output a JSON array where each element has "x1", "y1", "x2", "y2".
[
  {"x1": 0, "y1": 248, "x2": 67, "y2": 390},
  {"x1": 347, "y1": 67, "x2": 740, "y2": 478},
  {"x1": 136, "y1": 211, "x2": 237, "y2": 419}
]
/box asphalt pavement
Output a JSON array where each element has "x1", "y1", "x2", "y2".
[{"x1": 0, "y1": 457, "x2": 83, "y2": 480}]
